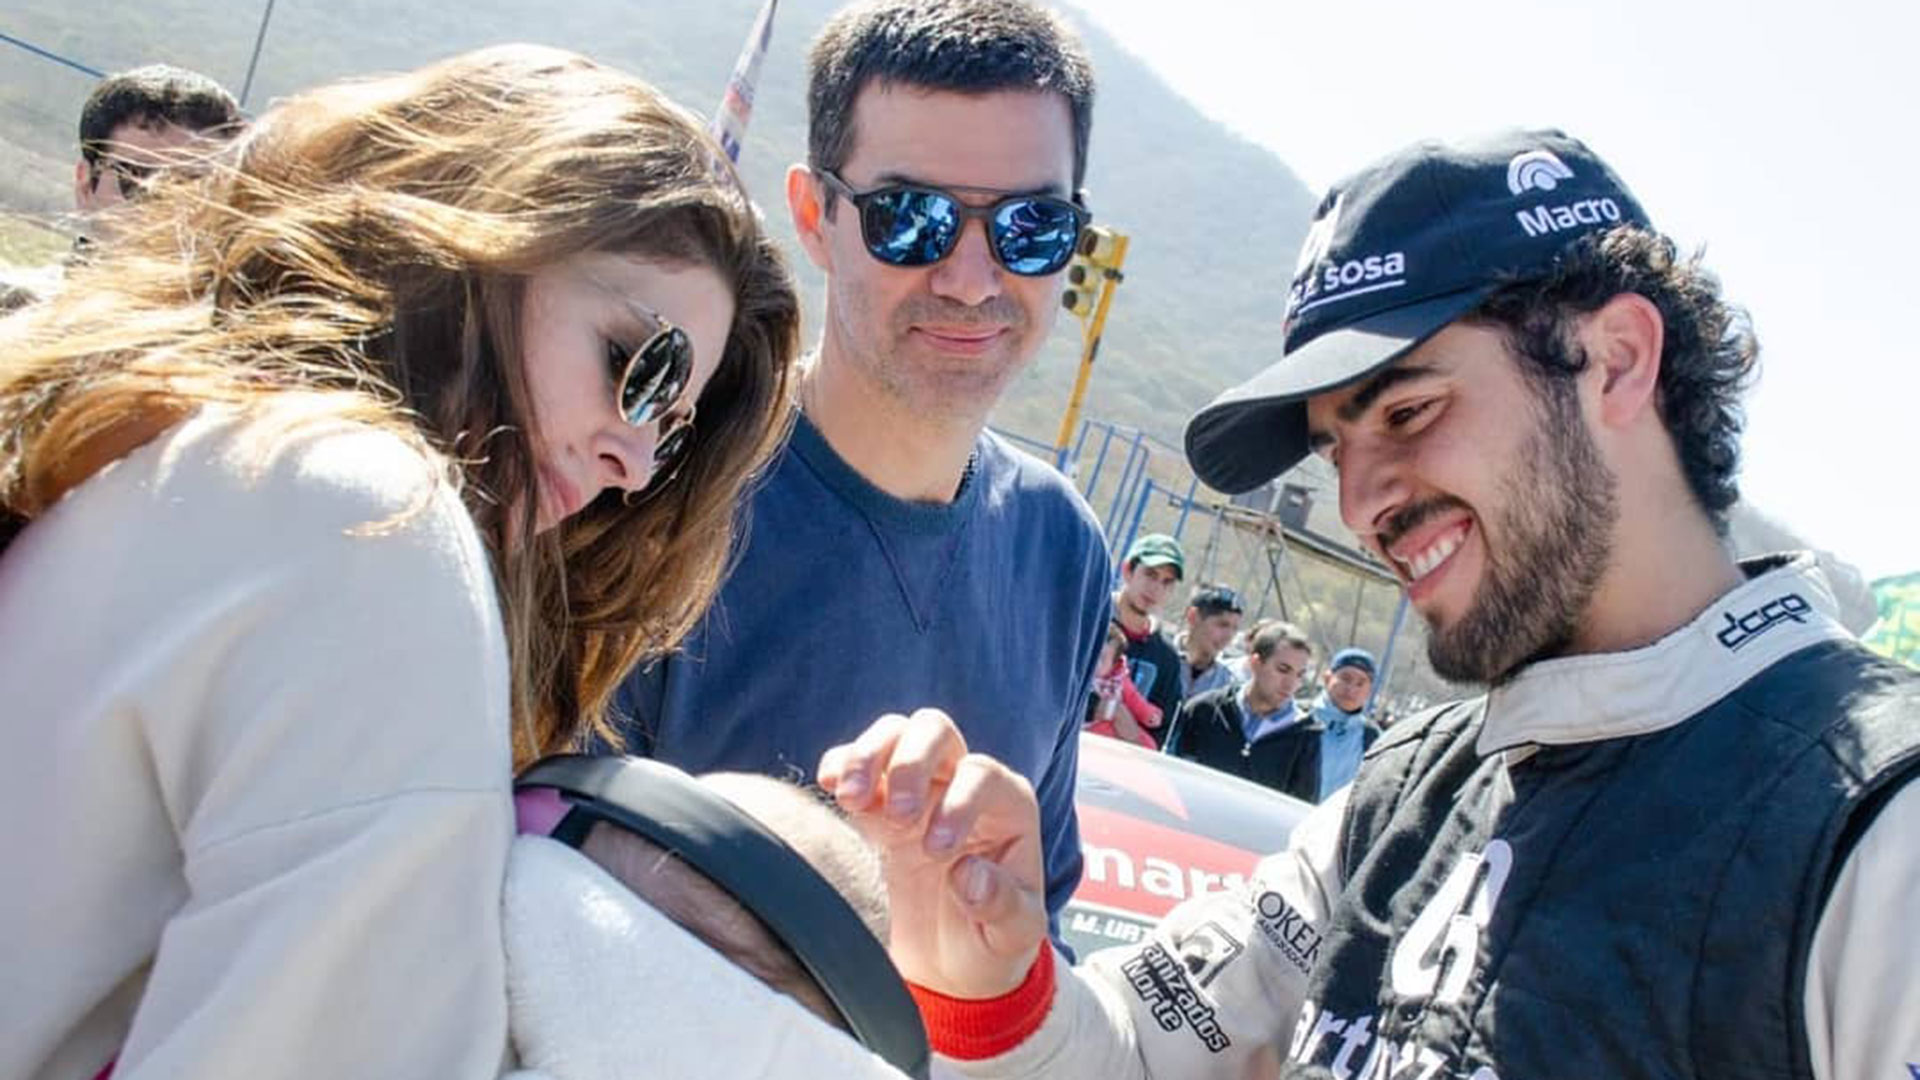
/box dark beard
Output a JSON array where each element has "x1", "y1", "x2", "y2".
[{"x1": 1426, "y1": 380, "x2": 1618, "y2": 685}]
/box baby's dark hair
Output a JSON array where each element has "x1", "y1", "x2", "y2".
[{"x1": 575, "y1": 773, "x2": 887, "y2": 1031}]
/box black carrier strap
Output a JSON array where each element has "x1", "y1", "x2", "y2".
[{"x1": 516, "y1": 754, "x2": 932, "y2": 1080}]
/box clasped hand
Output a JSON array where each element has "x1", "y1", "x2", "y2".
[{"x1": 816, "y1": 708, "x2": 1048, "y2": 1000}]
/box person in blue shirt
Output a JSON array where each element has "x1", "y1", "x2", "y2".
[
  {"x1": 1307, "y1": 647, "x2": 1382, "y2": 801},
  {"x1": 611, "y1": 0, "x2": 1110, "y2": 938}
]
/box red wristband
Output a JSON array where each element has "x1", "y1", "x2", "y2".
[{"x1": 906, "y1": 948, "x2": 1057, "y2": 1061}]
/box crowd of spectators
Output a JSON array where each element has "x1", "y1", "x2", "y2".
[{"x1": 1084, "y1": 530, "x2": 1389, "y2": 803}]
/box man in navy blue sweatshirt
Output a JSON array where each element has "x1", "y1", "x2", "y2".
[{"x1": 612, "y1": 0, "x2": 1111, "y2": 938}]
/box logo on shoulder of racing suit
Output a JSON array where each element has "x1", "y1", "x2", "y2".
[
  {"x1": 1254, "y1": 890, "x2": 1322, "y2": 975},
  {"x1": 1715, "y1": 592, "x2": 1813, "y2": 651},
  {"x1": 1173, "y1": 920, "x2": 1244, "y2": 988},
  {"x1": 1120, "y1": 942, "x2": 1233, "y2": 1053}
]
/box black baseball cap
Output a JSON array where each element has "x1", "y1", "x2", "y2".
[
  {"x1": 1185, "y1": 129, "x2": 1653, "y2": 494},
  {"x1": 1189, "y1": 584, "x2": 1244, "y2": 616}
]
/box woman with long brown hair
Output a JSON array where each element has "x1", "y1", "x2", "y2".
[{"x1": 0, "y1": 45, "x2": 799, "y2": 1077}]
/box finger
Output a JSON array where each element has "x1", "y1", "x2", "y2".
[
  {"x1": 816, "y1": 744, "x2": 851, "y2": 795},
  {"x1": 924, "y1": 753, "x2": 1032, "y2": 858},
  {"x1": 876, "y1": 709, "x2": 967, "y2": 823},
  {"x1": 821, "y1": 713, "x2": 908, "y2": 812},
  {"x1": 950, "y1": 855, "x2": 1049, "y2": 962}
]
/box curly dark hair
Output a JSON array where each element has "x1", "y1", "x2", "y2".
[{"x1": 1467, "y1": 226, "x2": 1758, "y2": 532}]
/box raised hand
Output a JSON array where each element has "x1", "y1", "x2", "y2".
[{"x1": 818, "y1": 708, "x2": 1048, "y2": 999}]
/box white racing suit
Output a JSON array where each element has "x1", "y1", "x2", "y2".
[{"x1": 941, "y1": 555, "x2": 1920, "y2": 1080}]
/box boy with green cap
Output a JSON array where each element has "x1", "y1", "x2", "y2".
[{"x1": 1111, "y1": 533, "x2": 1186, "y2": 747}]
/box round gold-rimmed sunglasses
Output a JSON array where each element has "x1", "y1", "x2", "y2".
[{"x1": 608, "y1": 302, "x2": 698, "y2": 495}]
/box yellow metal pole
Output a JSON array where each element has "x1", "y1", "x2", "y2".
[{"x1": 1053, "y1": 233, "x2": 1128, "y2": 461}]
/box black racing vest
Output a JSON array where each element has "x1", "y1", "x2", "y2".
[{"x1": 1284, "y1": 640, "x2": 1920, "y2": 1080}]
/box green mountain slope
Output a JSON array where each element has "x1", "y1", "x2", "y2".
[
  {"x1": 3, "y1": 3, "x2": 1469, "y2": 703},
  {"x1": 1, "y1": 0, "x2": 1316, "y2": 450}
]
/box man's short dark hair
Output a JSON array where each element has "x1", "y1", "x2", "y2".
[
  {"x1": 1188, "y1": 584, "x2": 1244, "y2": 618},
  {"x1": 79, "y1": 64, "x2": 243, "y2": 165},
  {"x1": 1468, "y1": 226, "x2": 1758, "y2": 533},
  {"x1": 1251, "y1": 621, "x2": 1311, "y2": 662},
  {"x1": 806, "y1": 0, "x2": 1095, "y2": 189}
]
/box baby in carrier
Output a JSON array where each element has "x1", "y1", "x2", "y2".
[{"x1": 504, "y1": 756, "x2": 925, "y2": 1080}]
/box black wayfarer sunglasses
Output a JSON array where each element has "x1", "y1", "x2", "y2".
[
  {"x1": 607, "y1": 303, "x2": 699, "y2": 494},
  {"x1": 816, "y1": 169, "x2": 1089, "y2": 277},
  {"x1": 92, "y1": 157, "x2": 159, "y2": 200}
]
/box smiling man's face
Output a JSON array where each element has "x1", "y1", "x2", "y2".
[
  {"x1": 804, "y1": 84, "x2": 1076, "y2": 423},
  {"x1": 1305, "y1": 321, "x2": 1619, "y2": 684}
]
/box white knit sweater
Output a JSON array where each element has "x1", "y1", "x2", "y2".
[{"x1": 0, "y1": 406, "x2": 515, "y2": 1079}]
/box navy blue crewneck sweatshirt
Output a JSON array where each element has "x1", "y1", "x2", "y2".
[{"x1": 614, "y1": 411, "x2": 1113, "y2": 931}]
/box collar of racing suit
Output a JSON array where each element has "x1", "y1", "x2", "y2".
[{"x1": 1479, "y1": 552, "x2": 1856, "y2": 760}]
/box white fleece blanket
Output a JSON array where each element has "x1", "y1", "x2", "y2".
[{"x1": 502, "y1": 836, "x2": 909, "y2": 1080}]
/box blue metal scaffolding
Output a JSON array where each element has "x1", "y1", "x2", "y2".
[{"x1": 1041, "y1": 414, "x2": 1413, "y2": 704}]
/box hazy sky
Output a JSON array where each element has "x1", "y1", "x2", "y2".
[{"x1": 1066, "y1": 0, "x2": 1918, "y2": 581}]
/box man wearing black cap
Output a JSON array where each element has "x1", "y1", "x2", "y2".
[
  {"x1": 1175, "y1": 584, "x2": 1245, "y2": 701},
  {"x1": 819, "y1": 129, "x2": 1920, "y2": 1079}
]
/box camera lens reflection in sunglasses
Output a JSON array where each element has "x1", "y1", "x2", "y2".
[
  {"x1": 616, "y1": 327, "x2": 692, "y2": 428},
  {"x1": 822, "y1": 170, "x2": 1087, "y2": 277},
  {"x1": 608, "y1": 318, "x2": 698, "y2": 496}
]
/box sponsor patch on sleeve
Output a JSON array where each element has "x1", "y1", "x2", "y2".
[
  {"x1": 1172, "y1": 920, "x2": 1243, "y2": 988},
  {"x1": 1120, "y1": 942, "x2": 1233, "y2": 1053},
  {"x1": 1254, "y1": 890, "x2": 1323, "y2": 976}
]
